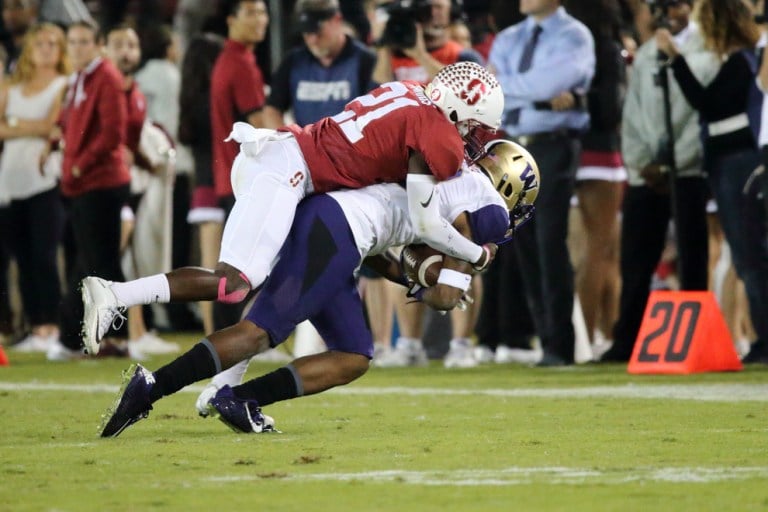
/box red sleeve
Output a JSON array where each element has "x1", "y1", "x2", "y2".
[
  {"x1": 232, "y1": 64, "x2": 265, "y2": 117},
  {"x1": 76, "y1": 73, "x2": 126, "y2": 172},
  {"x1": 411, "y1": 108, "x2": 465, "y2": 181}
]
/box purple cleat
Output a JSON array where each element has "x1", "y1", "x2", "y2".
[
  {"x1": 206, "y1": 385, "x2": 277, "y2": 433},
  {"x1": 99, "y1": 364, "x2": 154, "y2": 438}
]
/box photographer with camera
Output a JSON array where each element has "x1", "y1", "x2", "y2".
[
  {"x1": 601, "y1": 0, "x2": 719, "y2": 362},
  {"x1": 372, "y1": 0, "x2": 483, "y2": 85}
]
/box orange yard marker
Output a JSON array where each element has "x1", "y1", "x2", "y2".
[{"x1": 628, "y1": 291, "x2": 742, "y2": 374}]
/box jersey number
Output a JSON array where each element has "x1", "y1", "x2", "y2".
[{"x1": 331, "y1": 82, "x2": 419, "y2": 143}]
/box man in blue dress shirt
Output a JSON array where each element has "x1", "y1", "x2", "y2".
[{"x1": 489, "y1": 0, "x2": 594, "y2": 366}]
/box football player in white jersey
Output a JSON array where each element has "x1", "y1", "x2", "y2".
[
  {"x1": 80, "y1": 62, "x2": 504, "y2": 357},
  {"x1": 99, "y1": 140, "x2": 540, "y2": 437}
]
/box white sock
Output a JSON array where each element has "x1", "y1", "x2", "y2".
[
  {"x1": 110, "y1": 274, "x2": 171, "y2": 307},
  {"x1": 211, "y1": 359, "x2": 250, "y2": 388}
]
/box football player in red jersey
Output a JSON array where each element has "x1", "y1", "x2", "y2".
[
  {"x1": 79, "y1": 61, "x2": 504, "y2": 357},
  {"x1": 98, "y1": 140, "x2": 540, "y2": 437}
]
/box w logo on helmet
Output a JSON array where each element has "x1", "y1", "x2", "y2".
[
  {"x1": 460, "y1": 78, "x2": 487, "y2": 106},
  {"x1": 520, "y1": 163, "x2": 538, "y2": 192}
]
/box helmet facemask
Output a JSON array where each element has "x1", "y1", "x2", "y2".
[
  {"x1": 455, "y1": 118, "x2": 498, "y2": 163},
  {"x1": 475, "y1": 140, "x2": 540, "y2": 241}
]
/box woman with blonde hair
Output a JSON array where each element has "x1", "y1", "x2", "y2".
[
  {"x1": 657, "y1": 0, "x2": 768, "y2": 364},
  {"x1": 0, "y1": 23, "x2": 70, "y2": 354}
]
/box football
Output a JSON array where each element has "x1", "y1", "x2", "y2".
[{"x1": 401, "y1": 244, "x2": 444, "y2": 287}]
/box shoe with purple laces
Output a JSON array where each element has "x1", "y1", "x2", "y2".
[
  {"x1": 206, "y1": 385, "x2": 277, "y2": 433},
  {"x1": 99, "y1": 364, "x2": 154, "y2": 437}
]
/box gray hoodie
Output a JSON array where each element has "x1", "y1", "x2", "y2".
[{"x1": 621, "y1": 23, "x2": 720, "y2": 186}]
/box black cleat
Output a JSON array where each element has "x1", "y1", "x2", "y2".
[
  {"x1": 99, "y1": 364, "x2": 154, "y2": 438},
  {"x1": 207, "y1": 385, "x2": 276, "y2": 433}
]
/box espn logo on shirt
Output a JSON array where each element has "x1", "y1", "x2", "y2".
[{"x1": 297, "y1": 80, "x2": 351, "y2": 102}]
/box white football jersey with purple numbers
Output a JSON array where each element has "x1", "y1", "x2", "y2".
[{"x1": 327, "y1": 165, "x2": 507, "y2": 260}]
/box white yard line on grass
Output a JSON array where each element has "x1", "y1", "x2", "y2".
[
  {"x1": 1, "y1": 381, "x2": 767, "y2": 402},
  {"x1": 206, "y1": 465, "x2": 768, "y2": 486}
]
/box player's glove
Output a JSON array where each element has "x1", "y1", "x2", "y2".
[
  {"x1": 455, "y1": 292, "x2": 474, "y2": 311},
  {"x1": 406, "y1": 282, "x2": 426, "y2": 302}
]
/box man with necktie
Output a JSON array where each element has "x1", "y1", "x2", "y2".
[{"x1": 488, "y1": 0, "x2": 595, "y2": 366}]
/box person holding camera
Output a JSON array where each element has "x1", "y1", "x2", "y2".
[
  {"x1": 600, "y1": 0, "x2": 719, "y2": 362},
  {"x1": 372, "y1": 0, "x2": 482, "y2": 85},
  {"x1": 655, "y1": 0, "x2": 768, "y2": 364}
]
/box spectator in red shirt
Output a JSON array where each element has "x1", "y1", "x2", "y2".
[
  {"x1": 104, "y1": 22, "x2": 174, "y2": 357},
  {"x1": 209, "y1": 0, "x2": 269, "y2": 330},
  {"x1": 104, "y1": 24, "x2": 146, "y2": 173},
  {"x1": 58, "y1": 22, "x2": 128, "y2": 197},
  {"x1": 50, "y1": 20, "x2": 130, "y2": 358},
  {"x1": 210, "y1": 0, "x2": 268, "y2": 205}
]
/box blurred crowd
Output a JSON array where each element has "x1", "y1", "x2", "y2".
[{"x1": 0, "y1": 0, "x2": 766, "y2": 367}]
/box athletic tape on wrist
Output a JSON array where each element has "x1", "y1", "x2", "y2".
[{"x1": 437, "y1": 268, "x2": 472, "y2": 292}]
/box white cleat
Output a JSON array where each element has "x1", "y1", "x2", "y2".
[
  {"x1": 494, "y1": 345, "x2": 543, "y2": 365},
  {"x1": 443, "y1": 339, "x2": 478, "y2": 369},
  {"x1": 46, "y1": 337, "x2": 83, "y2": 361},
  {"x1": 196, "y1": 382, "x2": 221, "y2": 417},
  {"x1": 473, "y1": 345, "x2": 495, "y2": 364},
  {"x1": 11, "y1": 334, "x2": 52, "y2": 353},
  {"x1": 374, "y1": 339, "x2": 428, "y2": 368},
  {"x1": 81, "y1": 277, "x2": 126, "y2": 356}
]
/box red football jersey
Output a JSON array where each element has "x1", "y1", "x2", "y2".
[{"x1": 281, "y1": 81, "x2": 464, "y2": 194}]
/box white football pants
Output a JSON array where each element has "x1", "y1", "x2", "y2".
[{"x1": 218, "y1": 130, "x2": 313, "y2": 289}]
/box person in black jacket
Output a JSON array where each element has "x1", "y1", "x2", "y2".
[{"x1": 657, "y1": 0, "x2": 768, "y2": 364}]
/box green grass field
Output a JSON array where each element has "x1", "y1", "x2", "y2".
[{"x1": 1, "y1": 334, "x2": 767, "y2": 512}]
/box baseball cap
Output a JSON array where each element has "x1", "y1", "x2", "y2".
[{"x1": 296, "y1": 0, "x2": 339, "y2": 33}]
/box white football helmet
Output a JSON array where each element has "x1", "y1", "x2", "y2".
[
  {"x1": 425, "y1": 61, "x2": 504, "y2": 160},
  {"x1": 476, "y1": 139, "x2": 540, "y2": 233}
]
